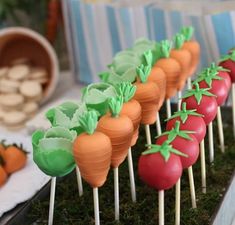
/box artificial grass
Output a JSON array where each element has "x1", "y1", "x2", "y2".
[{"x1": 27, "y1": 109, "x2": 235, "y2": 225}]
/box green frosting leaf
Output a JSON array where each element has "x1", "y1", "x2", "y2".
[
  {"x1": 219, "y1": 50, "x2": 235, "y2": 62},
  {"x1": 142, "y1": 141, "x2": 188, "y2": 162},
  {"x1": 157, "y1": 121, "x2": 195, "y2": 142},
  {"x1": 182, "y1": 82, "x2": 216, "y2": 104},
  {"x1": 174, "y1": 33, "x2": 185, "y2": 49},
  {"x1": 78, "y1": 110, "x2": 98, "y2": 135},
  {"x1": 136, "y1": 64, "x2": 151, "y2": 83},
  {"x1": 193, "y1": 68, "x2": 222, "y2": 87},
  {"x1": 180, "y1": 26, "x2": 194, "y2": 41},
  {"x1": 143, "y1": 50, "x2": 153, "y2": 66},
  {"x1": 108, "y1": 95, "x2": 123, "y2": 117},
  {"x1": 157, "y1": 40, "x2": 172, "y2": 59},
  {"x1": 45, "y1": 127, "x2": 76, "y2": 141},
  {"x1": 116, "y1": 82, "x2": 136, "y2": 103},
  {"x1": 209, "y1": 62, "x2": 230, "y2": 73},
  {"x1": 39, "y1": 138, "x2": 73, "y2": 152},
  {"x1": 165, "y1": 102, "x2": 203, "y2": 123}
]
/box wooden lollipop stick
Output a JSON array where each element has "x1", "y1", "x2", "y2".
[
  {"x1": 166, "y1": 99, "x2": 171, "y2": 118},
  {"x1": 200, "y1": 139, "x2": 206, "y2": 193},
  {"x1": 145, "y1": 125, "x2": 152, "y2": 146},
  {"x1": 127, "y1": 148, "x2": 136, "y2": 202},
  {"x1": 188, "y1": 166, "x2": 197, "y2": 208},
  {"x1": 156, "y1": 112, "x2": 162, "y2": 136},
  {"x1": 76, "y1": 166, "x2": 83, "y2": 196},
  {"x1": 177, "y1": 91, "x2": 182, "y2": 111},
  {"x1": 159, "y1": 190, "x2": 164, "y2": 225},
  {"x1": 114, "y1": 168, "x2": 119, "y2": 221},
  {"x1": 217, "y1": 107, "x2": 225, "y2": 153},
  {"x1": 232, "y1": 83, "x2": 235, "y2": 138},
  {"x1": 93, "y1": 188, "x2": 100, "y2": 225},
  {"x1": 175, "y1": 179, "x2": 181, "y2": 225},
  {"x1": 48, "y1": 177, "x2": 56, "y2": 225},
  {"x1": 187, "y1": 77, "x2": 192, "y2": 90},
  {"x1": 208, "y1": 122, "x2": 214, "y2": 163}
]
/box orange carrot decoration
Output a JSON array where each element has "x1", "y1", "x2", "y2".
[
  {"x1": 116, "y1": 82, "x2": 142, "y2": 146},
  {"x1": 2, "y1": 144, "x2": 27, "y2": 174},
  {"x1": 97, "y1": 96, "x2": 133, "y2": 168},
  {"x1": 73, "y1": 110, "x2": 112, "y2": 188},
  {"x1": 0, "y1": 157, "x2": 7, "y2": 187},
  {"x1": 143, "y1": 50, "x2": 167, "y2": 110},
  {"x1": 155, "y1": 40, "x2": 181, "y2": 99},
  {"x1": 170, "y1": 33, "x2": 192, "y2": 91},
  {"x1": 181, "y1": 26, "x2": 200, "y2": 77},
  {"x1": 133, "y1": 64, "x2": 160, "y2": 125}
]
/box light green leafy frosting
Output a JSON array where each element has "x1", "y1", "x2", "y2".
[
  {"x1": 82, "y1": 82, "x2": 117, "y2": 116},
  {"x1": 32, "y1": 127, "x2": 76, "y2": 177}
]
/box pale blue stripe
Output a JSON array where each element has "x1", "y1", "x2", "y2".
[
  {"x1": 191, "y1": 16, "x2": 208, "y2": 68},
  {"x1": 144, "y1": 4, "x2": 153, "y2": 39},
  {"x1": 106, "y1": 6, "x2": 122, "y2": 55},
  {"x1": 119, "y1": 7, "x2": 134, "y2": 48},
  {"x1": 170, "y1": 11, "x2": 182, "y2": 35},
  {"x1": 70, "y1": 0, "x2": 92, "y2": 83},
  {"x1": 212, "y1": 12, "x2": 235, "y2": 55},
  {"x1": 152, "y1": 8, "x2": 166, "y2": 41},
  {"x1": 84, "y1": 4, "x2": 102, "y2": 72}
]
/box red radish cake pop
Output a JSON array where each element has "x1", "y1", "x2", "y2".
[
  {"x1": 194, "y1": 68, "x2": 229, "y2": 106},
  {"x1": 181, "y1": 82, "x2": 218, "y2": 125},
  {"x1": 166, "y1": 102, "x2": 206, "y2": 143},
  {"x1": 219, "y1": 50, "x2": 235, "y2": 83},
  {"x1": 138, "y1": 141, "x2": 186, "y2": 190},
  {"x1": 156, "y1": 121, "x2": 199, "y2": 169}
]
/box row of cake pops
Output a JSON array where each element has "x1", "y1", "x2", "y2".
[
  {"x1": 31, "y1": 26, "x2": 201, "y2": 225},
  {"x1": 31, "y1": 26, "x2": 234, "y2": 225}
]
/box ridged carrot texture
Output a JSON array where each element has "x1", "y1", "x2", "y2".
[
  {"x1": 97, "y1": 96, "x2": 134, "y2": 168},
  {"x1": 181, "y1": 26, "x2": 200, "y2": 77},
  {"x1": 73, "y1": 111, "x2": 112, "y2": 188},
  {"x1": 133, "y1": 64, "x2": 160, "y2": 125},
  {"x1": 143, "y1": 50, "x2": 166, "y2": 110},
  {"x1": 170, "y1": 33, "x2": 192, "y2": 91},
  {"x1": 155, "y1": 40, "x2": 181, "y2": 99},
  {"x1": 116, "y1": 82, "x2": 142, "y2": 146}
]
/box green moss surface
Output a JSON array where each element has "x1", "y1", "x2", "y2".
[{"x1": 27, "y1": 109, "x2": 235, "y2": 225}]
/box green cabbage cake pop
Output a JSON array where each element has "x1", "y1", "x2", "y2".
[
  {"x1": 82, "y1": 82, "x2": 117, "y2": 116},
  {"x1": 45, "y1": 101, "x2": 87, "y2": 135},
  {"x1": 32, "y1": 126, "x2": 76, "y2": 177}
]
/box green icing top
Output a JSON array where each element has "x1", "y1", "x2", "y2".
[
  {"x1": 158, "y1": 121, "x2": 195, "y2": 142},
  {"x1": 116, "y1": 82, "x2": 136, "y2": 103},
  {"x1": 108, "y1": 95, "x2": 123, "y2": 118},
  {"x1": 209, "y1": 62, "x2": 230, "y2": 73},
  {"x1": 142, "y1": 141, "x2": 187, "y2": 162},
  {"x1": 79, "y1": 110, "x2": 98, "y2": 135},
  {"x1": 45, "y1": 101, "x2": 87, "y2": 135},
  {"x1": 182, "y1": 82, "x2": 215, "y2": 104},
  {"x1": 136, "y1": 64, "x2": 151, "y2": 83},
  {"x1": 180, "y1": 26, "x2": 194, "y2": 41},
  {"x1": 193, "y1": 67, "x2": 223, "y2": 87},
  {"x1": 219, "y1": 50, "x2": 235, "y2": 63},
  {"x1": 82, "y1": 82, "x2": 117, "y2": 116},
  {"x1": 99, "y1": 67, "x2": 137, "y2": 84},
  {"x1": 173, "y1": 33, "x2": 185, "y2": 49},
  {"x1": 165, "y1": 102, "x2": 203, "y2": 123},
  {"x1": 157, "y1": 40, "x2": 172, "y2": 59},
  {"x1": 32, "y1": 127, "x2": 76, "y2": 177}
]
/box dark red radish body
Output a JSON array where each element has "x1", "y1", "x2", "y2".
[{"x1": 138, "y1": 142, "x2": 184, "y2": 190}]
